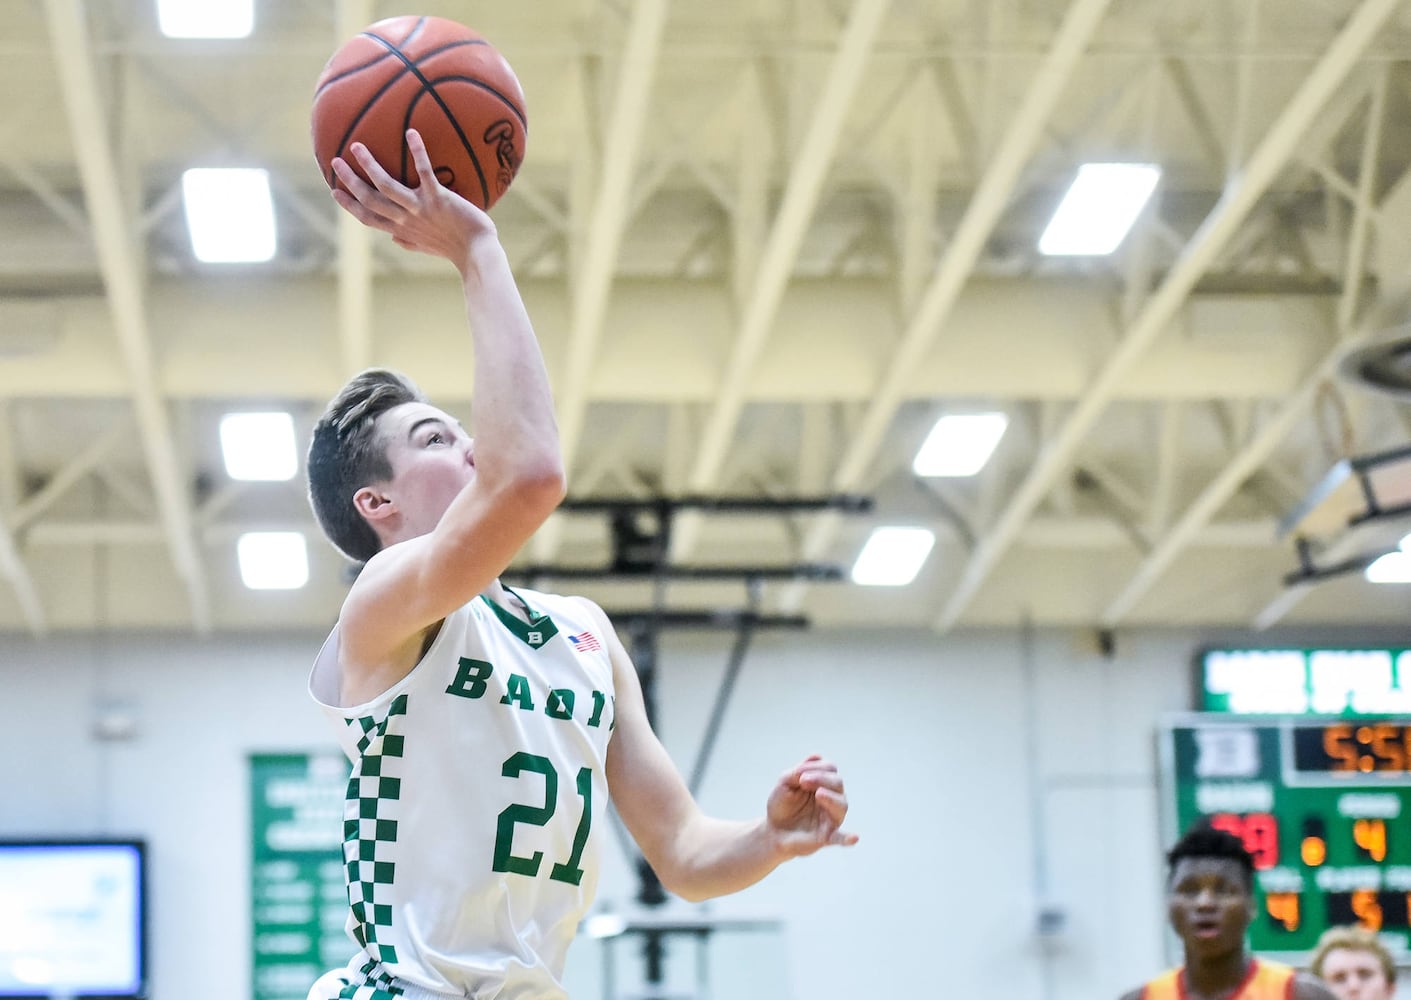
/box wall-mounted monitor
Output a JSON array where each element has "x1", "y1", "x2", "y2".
[{"x1": 0, "y1": 839, "x2": 146, "y2": 999}]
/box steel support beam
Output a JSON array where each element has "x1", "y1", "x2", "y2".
[
  {"x1": 779, "y1": 0, "x2": 1113, "y2": 612},
  {"x1": 1100, "y1": 334, "x2": 1366, "y2": 627},
  {"x1": 0, "y1": 400, "x2": 44, "y2": 633},
  {"x1": 671, "y1": 0, "x2": 892, "y2": 557},
  {"x1": 933, "y1": 0, "x2": 1400, "y2": 633},
  {"x1": 555, "y1": 0, "x2": 669, "y2": 466},
  {"x1": 334, "y1": 0, "x2": 375, "y2": 376},
  {"x1": 43, "y1": 0, "x2": 210, "y2": 630}
]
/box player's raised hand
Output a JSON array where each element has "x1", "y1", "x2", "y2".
[
  {"x1": 330, "y1": 129, "x2": 495, "y2": 267},
  {"x1": 765, "y1": 754, "x2": 858, "y2": 857}
]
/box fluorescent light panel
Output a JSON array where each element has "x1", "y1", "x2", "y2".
[
  {"x1": 220, "y1": 412, "x2": 297, "y2": 481},
  {"x1": 181, "y1": 168, "x2": 275, "y2": 263},
  {"x1": 914, "y1": 412, "x2": 1009, "y2": 477},
  {"x1": 1039, "y1": 163, "x2": 1161, "y2": 256},
  {"x1": 237, "y1": 532, "x2": 308, "y2": 590},
  {"x1": 851, "y1": 527, "x2": 935, "y2": 587},
  {"x1": 157, "y1": 0, "x2": 253, "y2": 38},
  {"x1": 1365, "y1": 532, "x2": 1411, "y2": 584}
]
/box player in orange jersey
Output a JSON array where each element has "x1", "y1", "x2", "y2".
[{"x1": 1119, "y1": 825, "x2": 1336, "y2": 1000}]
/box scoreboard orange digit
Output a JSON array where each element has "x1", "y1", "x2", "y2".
[
  {"x1": 1265, "y1": 892, "x2": 1300, "y2": 932},
  {"x1": 1353, "y1": 818, "x2": 1387, "y2": 863}
]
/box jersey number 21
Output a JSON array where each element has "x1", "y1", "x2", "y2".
[{"x1": 492, "y1": 751, "x2": 592, "y2": 886}]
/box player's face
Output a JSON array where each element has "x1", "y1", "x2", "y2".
[
  {"x1": 378, "y1": 402, "x2": 475, "y2": 533},
  {"x1": 1167, "y1": 858, "x2": 1251, "y2": 960},
  {"x1": 1319, "y1": 948, "x2": 1393, "y2": 1000}
]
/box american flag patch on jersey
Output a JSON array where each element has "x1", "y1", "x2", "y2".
[{"x1": 568, "y1": 631, "x2": 602, "y2": 652}]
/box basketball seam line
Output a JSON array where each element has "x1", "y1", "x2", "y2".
[
  {"x1": 314, "y1": 17, "x2": 429, "y2": 97},
  {"x1": 361, "y1": 33, "x2": 492, "y2": 206}
]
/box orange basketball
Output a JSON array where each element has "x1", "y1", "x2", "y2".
[{"x1": 311, "y1": 15, "x2": 527, "y2": 211}]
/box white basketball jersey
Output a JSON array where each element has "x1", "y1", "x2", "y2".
[{"x1": 309, "y1": 586, "x2": 616, "y2": 999}]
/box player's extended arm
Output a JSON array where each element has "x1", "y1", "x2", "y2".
[
  {"x1": 586, "y1": 600, "x2": 857, "y2": 902},
  {"x1": 331, "y1": 131, "x2": 565, "y2": 670}
]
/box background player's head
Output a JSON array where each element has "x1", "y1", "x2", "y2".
[
  {"x1": 308, "y1": 368, "x2": 431, "y2": 561},
  {"x1": 1165, "y1": 823, "x2": 1255, "y2": 961},
  {"x1": 1309, "y1": 926, "x2": 1396, "y2": 1000}
]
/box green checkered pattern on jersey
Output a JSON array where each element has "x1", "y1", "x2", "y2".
[
  {"x1": 334, "y1": 957, "x2": 405, "y2": 999},
  {"x1": 343, "y1": 693, "x2": 409, "y2": 968}
]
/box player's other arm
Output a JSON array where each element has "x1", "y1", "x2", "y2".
[
  {"x1": 585, "y1": 599, "x2": 856, "y2": 902},
  {"x1": 1292, "y1": 973, "x2": 1339, "y2": 1000},
  {"x1": 333, "y1": 133, "x2": 565, "y2": 663}
]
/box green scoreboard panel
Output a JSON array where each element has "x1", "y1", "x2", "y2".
[{"x1": 1162, "y1": 714, "x2": 1411, "y2": 962}]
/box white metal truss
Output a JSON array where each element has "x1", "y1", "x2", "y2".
[
  {"x1": 933, "y1": 0, "x2": 1403, "y2": 633},
  {"x1": 4, "y1": 0, "x2": 1411, "y2": 635},
  {"x1": 41, "y1": 0, "x2": 211, "y2": 632}
]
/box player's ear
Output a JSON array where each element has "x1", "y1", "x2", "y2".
[{"x1": 353, "y1": 485, "x2": 395, "y2": 523}]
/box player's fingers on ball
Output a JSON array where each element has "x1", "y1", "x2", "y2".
[
  {"x1": 330, "y1": 187, "x2": 385, "y2": 228},
  {"x1": 404, "y1": 130, "x2": 438, "y2": 186},
  {"x1": 350, "y1": 143, "x2": 410, "y2": 202},
  {"x1": 331, "y1": 159, "x2": 399, "y2": 216},
  {"x1": 330, "y1": 157, "x2": 371, "y2": 196}
]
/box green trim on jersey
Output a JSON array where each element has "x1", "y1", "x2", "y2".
[
  {"x1": 480, "y1": 587, "x2": 559, "y2": 649},
  {"x1": 336, "y1": 958, "x2": 406, "y2": 999},
  {"x1": 343, "y1": 693, "x2": 409, "y2": 967}
]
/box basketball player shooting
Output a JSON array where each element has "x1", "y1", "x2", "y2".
[{"x1": 303, "y1": 131, "x2": 858, "y2": 1000}]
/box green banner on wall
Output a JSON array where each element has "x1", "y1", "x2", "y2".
[{"x1": 250, "y1": 752, "x2": 351, "y2": 1000}]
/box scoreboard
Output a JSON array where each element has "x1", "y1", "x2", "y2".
[{"x1": 1162, "y1": 714, "x2": 1411, "y2": 961}]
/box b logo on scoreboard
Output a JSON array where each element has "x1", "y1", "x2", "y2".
[{"x1": 1194, "y1": 726, "x2": 1260, "y2": 779}]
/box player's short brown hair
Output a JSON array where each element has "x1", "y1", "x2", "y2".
[{"x1": 307, "y1": 368, "x2": 426, "y2": 562}]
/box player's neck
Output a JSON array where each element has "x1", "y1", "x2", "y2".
[
  {"x1": 1182, "y1": 951, "x2": 1253, "y2": 1000},
  {"x1": 480, "y1": 579, "x2": 532, "y2": 622}
]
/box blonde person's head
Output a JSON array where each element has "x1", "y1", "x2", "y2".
[{"x1": 1309, "y1": 925, "x2": 1396, "y2": 997}]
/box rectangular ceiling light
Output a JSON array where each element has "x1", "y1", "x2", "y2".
[
  {"x1": 157, "y1": 0, "x2": 253, "y2": 38},
  {"x1": 1039, "y1": 163, "x2": 1161, "y2": 256},
  {"x1": 237, "y1": 532, "x2": 309, "y2": 590},
  {"x1": 220, "y1": 412, "x2": 297, "y2": 481},
  {"x1": 181, "y1": 168, "x2": 276, "y2": 263},
  {"x1": 1365, "y1": 533, "x2": 1411, "y2": 584},
  {"x1": 913, "y1": 412, "x2": 1009, "y2": 477},
  {"x1": 851, "y1": 527, "x2": 935, "y2": 586}
]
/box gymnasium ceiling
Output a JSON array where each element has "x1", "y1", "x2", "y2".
[{"x1": 4, "y1": 0, "x2": 1411, "y2": 638}]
